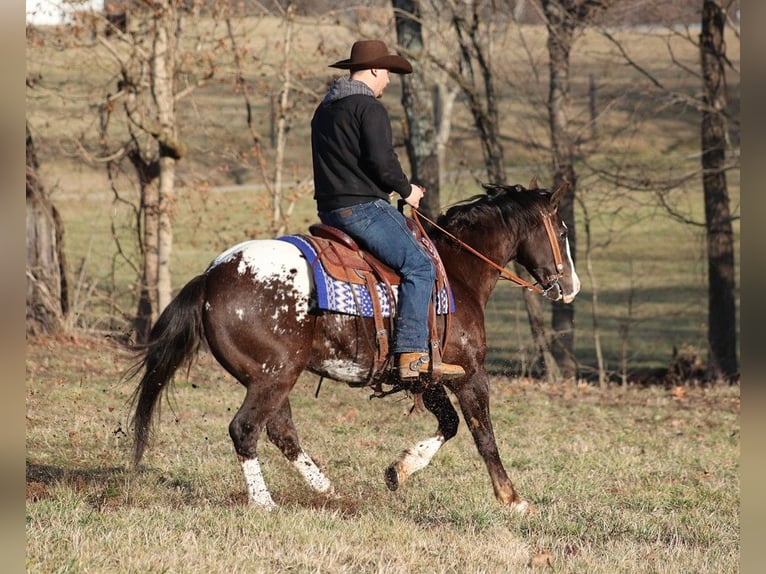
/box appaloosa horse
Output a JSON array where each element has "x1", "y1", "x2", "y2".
[{"x1": 128, "y1": 182, "x2": 580, "y2": 512}]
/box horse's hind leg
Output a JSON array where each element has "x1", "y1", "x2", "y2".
[
  {"x1": 229, "y1": 386, "x2": 280, "y2": 510},
  {"x1": 384, "y1": 384, "x2": 459, "y2": 491},
  {"x1": 229, "y1": 376, "x2": 304, "y2": 510},
  {"x1": 266, "y1": 398, "x2": 334, "y2": 496}
]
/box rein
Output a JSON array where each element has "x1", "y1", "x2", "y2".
[{"x1": 411, "y1": 207, "x2": 563, "y2": 296}]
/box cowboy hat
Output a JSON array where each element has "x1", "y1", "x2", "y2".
[{"x1": 329, "y1": 40, "x2": 412, "y2": 74}]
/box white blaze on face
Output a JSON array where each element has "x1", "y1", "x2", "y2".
[
  {"x1": 208, "y1": 240, "x2": 313, "y2": 320},
  {"x1": 563, "y1": 236, "x2": 581, "y2": 304}
]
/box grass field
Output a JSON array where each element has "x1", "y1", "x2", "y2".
[
  {"x1": 26, "y1": 335, "x2": 739, "y2": 572},
  {"x1": 51, "y1": 174, "x2": 738, "y2": 377}
]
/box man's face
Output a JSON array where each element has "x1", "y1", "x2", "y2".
[{"x1": 372, "y1": 68, "x2": 390, "y2": 98}]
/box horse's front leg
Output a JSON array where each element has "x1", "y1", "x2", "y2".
[
  {"x1": 384, "y1": 384, "x2": 459, "y2": 491},
  {"x1": 451, "y1": 373, "x2": 530, "y2": 514}
]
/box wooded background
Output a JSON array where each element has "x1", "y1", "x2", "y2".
[{"x1": 25, "y1": 0, "x2": 740, "y2": 383}]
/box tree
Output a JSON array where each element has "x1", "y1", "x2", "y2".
[
  {"x1": 393, "y1": 0, "x2": 441, "y2": 219},
  {"x1": 444, "y1": 0, "x2": 560, "y2": 380},
  {"x1": 541, "y1": 0, "x2": 617, "y2": 378},
  {"x1": 700, "y1": 0, "x2": 737, "y2": 381},
  {"x1": 226, "y1": 2, "x2": 314, "y2": 237},
  {"x1": 26, "y1": 122, "x2": 68, "y2": 336},
  {"x1": 97, "y1": 0, "x2": 187, "y2": 342},
  {"x1": 596, "y1": 0, "x2": 740, "y2": 381}
]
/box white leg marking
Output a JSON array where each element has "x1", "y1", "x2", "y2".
[
  {"x1": 394, "y1": 435, "x2": 445, "y2": 484},
  {"x1": 510, "y1": 499, "x2": 531, "y2": 515},
  {"x1": 293, "y1": 451, "x2": 334, "y2": 495},
  {"x1": 241, "y1": 457, "x2": 277, "y2": 510},
  {"x1": 293, "y1": 451, "x2": 333, "y2": 494}
]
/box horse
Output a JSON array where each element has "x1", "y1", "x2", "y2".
[{"x1": 127, "y1": 181, "x2": 581, "y2": 513}]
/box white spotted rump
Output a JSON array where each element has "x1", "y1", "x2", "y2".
[{"x1": 207, "y1": 239, "x2": 314, "y2": 320}]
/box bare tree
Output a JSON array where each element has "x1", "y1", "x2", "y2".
[
  {"x1": 541, "y1": 0, "x2": 618, "y2": 378},
  {"x1": 95, "y1": 0, "x2": 190, "y2": 341},
  {"x1": 271, "y1": 4, "x2": 296, "y2": 235},
  {"x1": 594, "y1": 0, "x2": 740, "y2": 381},
  {"x1": 226, "y1": 2, "x2": 316, "y2": 236},
  {"x1": 700, "y1": 0, "x2": 737, "y2": 381},
  {"x1": 440, "y1": 0, "x2": 560, "y2": 380},
  {"x1": 393, "y1": 0, "x2": 441, "y2": 219},
  {"x1": 26, "y1": 122, "x2": 68, "y2": 336}
]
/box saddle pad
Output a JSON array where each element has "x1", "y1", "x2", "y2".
[{"x1": 278, "y1": 234, "x2": 453, "y2": 318}]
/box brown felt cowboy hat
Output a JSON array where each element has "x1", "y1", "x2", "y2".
[{"x1": 329, "y1": 40, "x2": 412, "y2": 74}]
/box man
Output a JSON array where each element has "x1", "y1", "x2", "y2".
[{"x1": 311, "y1": 39, "x2": 465, "y2": 381}]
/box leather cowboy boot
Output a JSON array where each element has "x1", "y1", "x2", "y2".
[{"x1": 397, "y1": 352, "x2": 465, "y2": 380}]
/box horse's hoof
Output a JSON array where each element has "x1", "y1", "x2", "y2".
[
  {"x1": 384, "y1": 466, "x2": 399, "y2": 491},
  {"x1": 511, "y1": 499, "x2": 534, "y2": 515},
  {"x1": 249, "y1": 499, "x2": 278, "y2": 512}
]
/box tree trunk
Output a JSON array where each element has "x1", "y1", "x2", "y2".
[
  {"x1": 271, "y1": 6, "x2": 295, "y2": 235},
  {"x1": 153, "y1": 2, "x2": 179, "y2": 313},
  {"x1": 700, "y1": 0, "x2": 737, "y2": 381},
  {"x1": 451, "y1": 0, "x2": 505, "y2": 184},
  {"x1": 26, "y1": 122, "x2": 68, "y2": 336},
  {"x1": 130, "y1": 149, "x2": 161, "y2": 344},
  {"x1": 543, "y1": 0, "x2": 578, "y2": 379},
  {"x1": 394, "y1": 0, "x2": 441, "y2": 219},
  {"x1": 433, "y1": 81, "x2": 459, "y2": 187}
]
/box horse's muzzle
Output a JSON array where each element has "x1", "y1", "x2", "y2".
[{"x1": 542, "y1": 281, "x2": 562, "y2": 302}]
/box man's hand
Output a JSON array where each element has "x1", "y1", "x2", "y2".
[{"x1": 404, "y1": 184, "x2": 425, "y2": 209}]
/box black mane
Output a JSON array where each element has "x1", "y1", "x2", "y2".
[{"x1": 435, "y1": 183, "x2": 552, "y2": 238}]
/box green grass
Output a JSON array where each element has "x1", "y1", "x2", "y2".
[{"x1": 26, "y1": 336, "x2": 739, "y2": 572}]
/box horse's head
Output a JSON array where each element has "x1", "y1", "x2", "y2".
[
  {"x1": 509, "y1": 179, "x2": 581, "y2": 304},
  {"x1": 436, "y1": 180, "x2": 581, "y2": 304}
]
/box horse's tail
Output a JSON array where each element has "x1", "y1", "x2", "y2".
[{"x1": 126, "y1": 274, "x2": 207, "y2": 468}]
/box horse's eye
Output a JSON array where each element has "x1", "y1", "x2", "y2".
[{"x1": 559, "y1": 231, "x2": 566, "y2": 240}]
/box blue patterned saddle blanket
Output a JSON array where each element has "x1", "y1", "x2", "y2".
[{"x1": 278, "y1": 233, "x2": 454, "y2": 318}]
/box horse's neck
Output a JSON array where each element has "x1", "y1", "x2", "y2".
[{"x1": 436, "y1": 233, "x2": 513, "y2": 308}]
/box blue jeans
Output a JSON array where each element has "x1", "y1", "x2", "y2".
[{"x1": 318, "y1": 199, "x2": 435, "y2": 354}]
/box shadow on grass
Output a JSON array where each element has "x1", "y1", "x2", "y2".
[
  {"x1": 26, "y1": 460, "x2": 371, "y2": 515},
  {"x1": 26, "y1": 461, "x2": 130, "y2": 507}
]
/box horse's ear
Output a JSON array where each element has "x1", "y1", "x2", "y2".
[
  {"x1": 528, "y1": 176, "x2": 539, "y2": 190},
  {"x1": 550, "y1": 182, "x2": 569, "y2": 208}
]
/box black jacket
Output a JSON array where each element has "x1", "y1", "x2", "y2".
[{"x1": 311, "y1": 80, "x2": 411, "y2": 212}]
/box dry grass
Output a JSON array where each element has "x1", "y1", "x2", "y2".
[{"x1": 26, "y1": 336, "x2": 739, "y2": 573}]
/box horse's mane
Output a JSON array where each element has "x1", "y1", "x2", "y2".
[{"x1": 434, "y1": 183, "x2": 551, "y2": 238}]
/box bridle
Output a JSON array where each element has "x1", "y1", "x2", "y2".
[
  {"x1": 411, "y1": 207, "x2": 565, "y2": 298},
  {"x1": 538, "y1": 211, "x2": 566, "y2": 297}
]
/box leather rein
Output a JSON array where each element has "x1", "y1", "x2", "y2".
[{"x1": 411, "y1": 207, "x2": 565, "y2": 297}]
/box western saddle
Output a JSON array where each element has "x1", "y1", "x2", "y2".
[{"x1": 303, "y1": 220, "x2": 451, "y2": 401}]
